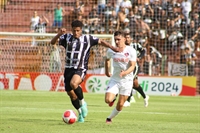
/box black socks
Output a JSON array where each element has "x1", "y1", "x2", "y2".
[
  {"x1": 71, "y1": 98, "x2": 80, "y2": 110},
  {"x1": 133, "y1": 85, "x2": 146, "y2": 99},
  {"x1": 74, "y1": 86, "x2": 83, "y2": 100}
]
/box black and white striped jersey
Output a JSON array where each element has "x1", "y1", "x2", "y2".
[
  {"x1": 59, "y1": 33, "x2": 99, "y2": 70},
  {"x1": 130, "y1": 42, "x2": 145, "y2": 59}
]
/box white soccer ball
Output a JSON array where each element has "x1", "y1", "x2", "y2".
[{"x1": 62, "y1": 110, "x2": 77, "y2": 124}]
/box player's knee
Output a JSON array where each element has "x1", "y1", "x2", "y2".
[
  {"x1": 105, "y1": 98, "x2": 112, "y2": 104},
  {"x1": 70, "y1": 81, "x2": 79, "y2": 90}
]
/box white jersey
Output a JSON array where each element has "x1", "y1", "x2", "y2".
[{"x1": 106, "y1": 45, "x2": 137, "y2": 82}]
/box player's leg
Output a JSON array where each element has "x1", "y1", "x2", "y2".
[
  {"x1": 106, "y1": 80, "x2": 132, "y2": 123},
  {"x1": 123, "y1": 67, "x2": 138, "y2": 107},
  {"x1": 133, "y1": 78, "x2": 149, "y2": 107},
  {"x1": 123, "y1": 89, "x2": 136, "y2": 107},
  {"x1": 71, "y1": 69, "x2": 88, "y2": 119},
  {"x1": 64, "y1": 69, "x2": 85, "y2": 123},
  {"x1": 105, "y1": 80, "x2": 119, "y2": 123},
  {"x1": 108, "y1": 94, "x2": 118, "y2": 107},
  {"x1": 105, "y1": 80, "x2": 119, "y2": 106}
]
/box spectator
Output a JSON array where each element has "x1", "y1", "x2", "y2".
[
  {"x1": 167, "y1": 20, "x2": 182, "y2": 51},
  {"x1": 30, "y1": 11, "x2": 40, "y2": 32},
  {"x1": 190, "y1": 13, "x2": 199, "y2": 29},
  {"x1": 191, "y1": 0, "x2": 200, "y2": 13},
  {"x1": 49, "y1": 43, "x2": 62, "y2": 72},
  {"x1": 103, "y1": 2, "x2": 116, "y2": 33},
  {"x1": 88, "y1": 8, "x2": 99, "y2": 23},
  {"x1": 34, "y1": 15, "x2": 49, "y2": 34},
  {"x1": 181, "y1": 0, "x2": 192, "y2": 26},
  {"x1": 120, "y1": 0, "x2": 132, "y2": 15},
  {"x1": 191, "y1": 27, "x2": 200, "y2": 51},
  {"x1": 135, "y1": 16, "x2": 151, "y2": 39},
  {"x1": 97, "y1": 0, "x2": 106, "y2": 15},
  {"x1": 180, "y1": 38, "x2": 194, "y2": 54},
  {"x1": 150, "y1": 46, "x2": 162, "y2": 76},
  {"x1": 53, "y1": 3, "x2": 66, "y2": 31},
  {"x1": 168, "y1": 6, "x2": 182, "y2": 28},
  {"x1": 128, "y1": 9, "x2": 137, "y2": 37},
  {"x1": 115, "y1": 0, "x2": 123, "y2": 14},
  {"x1": 70, "y1": 0, "x2": 85, "y2": 21},
  {"x1": 184, "y1": 47, "x2": 198, "y2": 76},
  {"x1": 150, "y1": 21, "x2": 161, "y2": 50},
  {"x1": 116, "y1": 6, "x2": 129, "y2": 31},
  {"x1": 187, "y1": 20, "x2": 197, "y2": 40},
  {"x1": 142, "y1": 3, "x2": 154, "y2": 26},
  {"x1": 132, "y1": 5, "x2": 140, "y2": 18},
  {"x1": 151, "y1": 0, "x2": 163, "y2": 22},
  {"x1": 159, "y1": 10, "x2": 169, "y2": 49}
]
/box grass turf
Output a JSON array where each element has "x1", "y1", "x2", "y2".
[{"x1": 0, "y1": 90, "x2": 199, "y2": 133}]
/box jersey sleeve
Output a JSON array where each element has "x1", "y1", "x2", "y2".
[
  {"x1": 89, "y1": 35, "x2": 99, "y2": 46},
  {"x1": 106, "y1": 49, "x2": 113, "y2": 59}
]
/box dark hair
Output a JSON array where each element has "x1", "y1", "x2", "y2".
[
  {"x1": 114, "y1": 31, "x2": 125, "y2": 37},
  {"x1": 185, "y1": 47, "x2": 190, "y2": 50},
  {"x1": 71, "y1": 20, "x2": 83, "y2": 28}
]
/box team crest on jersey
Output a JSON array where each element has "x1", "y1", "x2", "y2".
[{"x1": 124, "y1": 53, "x2": 129, "y2": 57}]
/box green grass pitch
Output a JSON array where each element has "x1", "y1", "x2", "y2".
[{"x1": 0, "y1": 90, "x2": 199, "y2": 133}]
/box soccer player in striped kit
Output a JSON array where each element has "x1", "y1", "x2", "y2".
[{"x1": 51, "y1": 20, "x2": 120, "y2": 123}]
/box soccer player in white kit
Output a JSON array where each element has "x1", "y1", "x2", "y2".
[{"x1": 104, "y1": 31, "x2": 137, "y2": 123}]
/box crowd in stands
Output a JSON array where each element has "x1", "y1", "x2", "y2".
[
  {"x1": 62, "y1": 0, "x2": 199, "y2": 76},
  {"x1": 1, "y1": 0, "x2": 199, "y2": 76}
]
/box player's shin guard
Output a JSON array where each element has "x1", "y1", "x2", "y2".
[
  {"x1": 74, "y1": 86, "x2": 83, "y2": 100},
  {"x1": 133, "y1": 85, "x2": 146, "y2": 99}
]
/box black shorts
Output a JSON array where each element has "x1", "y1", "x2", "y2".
[{"x1": 64, "y1": 68, "x2": 86, "y2": 92}]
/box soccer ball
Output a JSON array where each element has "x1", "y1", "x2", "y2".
[{"x1": 62, "y1": 110, "x2": 77, "y2": 124}]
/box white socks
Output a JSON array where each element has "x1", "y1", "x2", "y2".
[
  {"x1": 79, "y1": 99, "x2": 85, "y2": 106},
  {"x1": 108, "y1": 107, "x2": 121, "y2": 119}
]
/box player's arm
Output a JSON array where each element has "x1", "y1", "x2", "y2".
[
  {"x1": 50, "y1": 28, "x2": 66, "y2": 45},
  {"x1": 105, "y1": 58, "x2": 111, "y2": 77},
  {"x1": 120, "y1": 61, "x2": 136, "y2": 77},
  {"x1": 120, "y1": 48, "x2": 137, "y2": 77},
  {"x1": 98, "y1": 39, "x2": 120, "y2": 52}
]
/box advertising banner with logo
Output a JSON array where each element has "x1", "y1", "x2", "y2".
[{"x1": 0, "y1": 72, "x2": 196, "y2": 96}]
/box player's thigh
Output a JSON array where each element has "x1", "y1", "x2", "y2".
[
  {"x1": 119, "y1": 80, "x2": 132, "y2": 96},
  {"x1": 105, "y1": 80, "x2": 119, "y2": 102},
  {"x1": 70, "y1": 69, "x2": 86, "y2": 89},
  {"x1": 106, "y1": 80, "x2": 119, "y2": 95},
  {"x1": 64, "y1": 68, "x2": 74, "y2": 92}
]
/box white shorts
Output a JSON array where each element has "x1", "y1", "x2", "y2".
[{"x1": 106, "y1": 79, "x2": 133, "y2": 96}]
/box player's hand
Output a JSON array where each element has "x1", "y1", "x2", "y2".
[
  {"x1": 58, "y1": 28, "x2": 66, "y2": 35},
  {"x1": 105, "y1": 72, "x2": 112, "y2": 77},
  {"x1": 119, "y1": 70, "x2": 126, "y2": 77}
]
